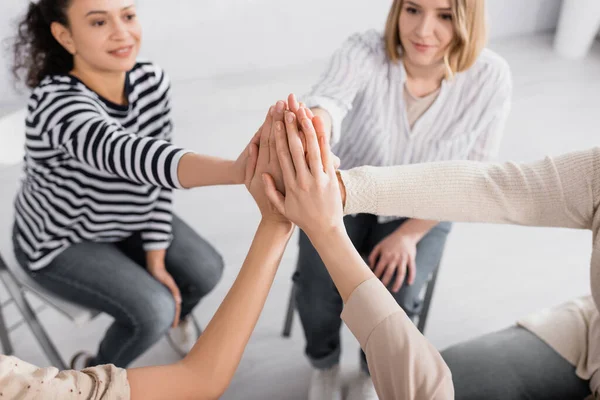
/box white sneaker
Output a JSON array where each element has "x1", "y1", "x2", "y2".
[
  {"x1": 308, "y1": 365, "x2": 343, "y2": 400},
  {"x1": 167, "y1": 316, "x2": 201, "y2": 357},
  {"x1": 346, "y1": 371, "x2": 378, "y2": 400}
]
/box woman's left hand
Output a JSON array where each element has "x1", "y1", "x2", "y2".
[
  {"x1": 368, "y1": 231, "x2": 418, "y2": 292},
  {"x1": 147, "y1": 262, "x2": 182, "y2": 328}
]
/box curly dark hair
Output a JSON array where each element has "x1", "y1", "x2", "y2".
[{"x1": 12, "y1": 0, "x2": 73, "y2": 89}]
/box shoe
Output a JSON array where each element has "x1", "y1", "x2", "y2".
[
  {"x1": 70, "y1": 351, "x2": 94, "y2": 370},
  {"x1": 167, "y1": 316, "x2": 201, "y2": 357},
  {"x1": 346, "y1": 370, "x2": 378, "y2": 400},
  {"x1": 308, "y1": 365, "x2": 343, "y2": 400}
]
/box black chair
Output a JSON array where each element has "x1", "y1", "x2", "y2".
[{"x1": 282, "y1": 261, "x2": 442, "y2": 337}]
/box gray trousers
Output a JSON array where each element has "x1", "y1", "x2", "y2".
[
  {"x1": 13, "y1": 214, "x2": 224, "y2": 368},
  {"x1": 294, "y1": 214, "x2": 451, "y2": 371},
  {"x1": 442, "y1": 326, "x2": 591, "y2": 400}
]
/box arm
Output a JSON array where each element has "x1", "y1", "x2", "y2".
[
  {"x1": 339, "y1": 148, "x2": 600, "y2": 230},
  {"x1": 264, "y1": 110, "x2": 453, "y2": 400},
  {"x1": 127, "y1": 221, "x2": 293, "y2": 400},
  {"x1": 128, "y1": 101, "x2": 293, "y2": 400},
  {"x1": 300, "y1": 31, "x2": 380, "y2": 145},
  {"x1": 467, "y1": 60, "x2": 513, "y2": 162},
  {"x1": 395, "y1": 219, "x2": 439, "y2": 242},
  {"x1": 38, "y1": 100, "x2": 252, "y2": 190}
]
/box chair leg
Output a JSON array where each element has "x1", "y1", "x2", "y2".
[
  {"x1": 282, "y1": 284, "x2": 297, "y2": 338},
  {"x1": 0, "y1": 268, "x2": 67, "y2": 369},
  {"x1": 0, "y1": 301, "x2": 14, "y2": 355},
  {"x1": 191, "y1": 314, "x2": 203, "y2": 336},
  {"x1": 417, "y1": 265, "x2": 440, "y2": 335}
]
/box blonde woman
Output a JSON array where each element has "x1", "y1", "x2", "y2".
[{"x1": 295, "y1": 0, "x2": 512, "y2": 397}]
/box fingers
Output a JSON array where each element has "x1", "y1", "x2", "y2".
[
  {"x1": 283, "y1": 111, "x2": 310, "y2": 178},
  {"x1": 288, "y1": 93, "x2": 300, "y2": 113},
  {"x1": 368, "y1": 246, "x2": 380, "y2": 269},
  {"x1": 391, "y1": 256, "x2": 408, "y2": 291},
  {"x1": 274, "y1": 117, "x2": 297, "y2": 185},
  {"x1": 313, "y1": 116, "x2": 335, "y2": 173},
  {"x1": 244, "y1": 143, "x2": 258, "y2": 187},
  {"x1": 273, "y1": 100, "x2": 286, "y2": 125},
  {"x1": 381, "y1": 257, "x2": 399, "y2": 287},
  {"x1": 259, "y1": 106, "x2": 274, "y2": 164},
  {"x1": 263, "y1": 173, "x2": 286, "y2": 215},
  {"x1": 161, "y1": 273, "x2": 182, "y2": 328},
  {"x1": 300, "y1": 117, "x2": 324, "y2": 176},
  {"x1": 373, "y1": 255, "x2": 388, "y2": 279},
  {"x1": 304, "y1": 107, "x2": 314, "y2": 119}
]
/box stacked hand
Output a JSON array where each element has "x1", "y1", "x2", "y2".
[
  {"x1": 244, "y1": 101, "x2": 289, "y2": 224},
  {"x1": 245, "y1": 93, "x2": 345, "y2": 238}
]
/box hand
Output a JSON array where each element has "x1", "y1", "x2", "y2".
[
  {"x1": 147, "y1": 262, "x2": 182, "y2": 328},
  {"x1": 263, "y1": 109, "x2": 343, "y2": 238},
  {"x1": 368, "y1": 231, "x2": 417, "y2": 292},
  {"x1": 287, "y1": 93, "x2": 341, "y2": 169},
  {"x1": 231, "y1": 114, "x2": 266, "y2": 185},
  {"x1": 245, "y1": 101, "x2": 290, "y2": 224}
]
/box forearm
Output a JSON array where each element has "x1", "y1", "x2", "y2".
[
  {"x1": 339, "y1": 149, "x2": 599, "y2": 230},
  {"x1": 308, "y1": 227, "x2": 374, "y2": 302},
  {"x1": 177, "y1": 153, "x2": 240, "y2": 189},
  {"x1": 145, "y1": 249, "x2": 167, "y2": 267},
  {"x1": 395, "y1": 219, "x2": 438, "y2": 242},
  {"x1": 127, "y1": 220, "x2": 293, "y2": 400}
]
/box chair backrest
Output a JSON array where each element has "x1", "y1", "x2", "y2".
[
  {"x1": 0, "y1": 111, "x2": 98, "y2": 325},
  {"x1": 0, "y1": 108, "x2": 26, "y2": 272},
  {"x1": 0, "y1": 108, "x2": 26, "y2": 167}
]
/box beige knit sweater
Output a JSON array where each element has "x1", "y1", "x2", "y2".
[{"x1": 340, "y1": 147, "x2": 600, "y2": 397}]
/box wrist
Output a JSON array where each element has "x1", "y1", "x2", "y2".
[
  {"x1": 305, "y1": 223, "x2": 346, "y2": 249},
  {"x1": 260, "y1": 218, "x2": 294, "y2": 233},
  {"x1": 146, "y1": 249, "x2": 166, "y2": 268},
  {"x1": 393, "y1": 224, "x2": 422, "y2": 243},
  {"x1": 225, "y1": 159, "x2": 243, "y2": 185}
]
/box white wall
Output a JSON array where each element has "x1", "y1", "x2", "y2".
[{"x1": 0, "y1": 0, "x2": 562, "y2": 106}]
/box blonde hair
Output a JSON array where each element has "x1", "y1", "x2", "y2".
[{"x1": 384, "y1": 0, "x2": 487, "y2": 79}]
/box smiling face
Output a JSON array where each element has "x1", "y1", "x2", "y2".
[
  {"x1": 51, "y1": 0, "x2": 141, "y2": 75},
  {"x1": 398, "y1": 0, "x2": 455, "y2": 70}
]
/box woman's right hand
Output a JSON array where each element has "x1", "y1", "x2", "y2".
[{"x1": 263, "y1": 110, "x2": 344, "y2": 239}]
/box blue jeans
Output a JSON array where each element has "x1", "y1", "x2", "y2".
[
  {"x1": 13, "y1": 214, "x2": 224, "y2": 368},
  {"x1": 294, "y1": 214, "x2": 451, "y2": 372},
  {"x1": 442, "y1": 326, "x2": 591, "y2": 400}
]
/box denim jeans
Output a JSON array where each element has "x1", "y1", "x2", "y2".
[
  {"x1": 294, "y1": 213, "x2": 452, "y2": 372},
  {"x1": 442, "y1": 326, "x2": 591, "y2": 400},
  {"x1": 13, "y1": 214, "x2": 224, "y2": 368}
]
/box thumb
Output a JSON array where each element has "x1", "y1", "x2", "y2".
[{"x1": 263, "y1": 173, "x2": 286, "y2": 215}]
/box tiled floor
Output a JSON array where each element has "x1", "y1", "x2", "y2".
[{"x1": 1, "y1": 34, "x2": 599, "y2": 399}]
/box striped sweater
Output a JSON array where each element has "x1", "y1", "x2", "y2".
[{"x1": 14, "y1": 62, "x2": 190, "y2": 270}]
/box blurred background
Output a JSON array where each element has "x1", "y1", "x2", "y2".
[{"x1": 0, "y1": 1, "x2": 599, "y2": 399}]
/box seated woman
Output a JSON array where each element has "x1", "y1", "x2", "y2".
[
  {"x1": 0, "y1": 98, "x2": 299, "y2": 399},
  {"x1": 294, "y1": 0, "x2": 511, "y2": 396},
  {"x1": 9, "y1": 0, "x2": 263, "y2": 367},
  {"x1": 274, "y1": 100, "x2": 596, "y2": 400}
]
